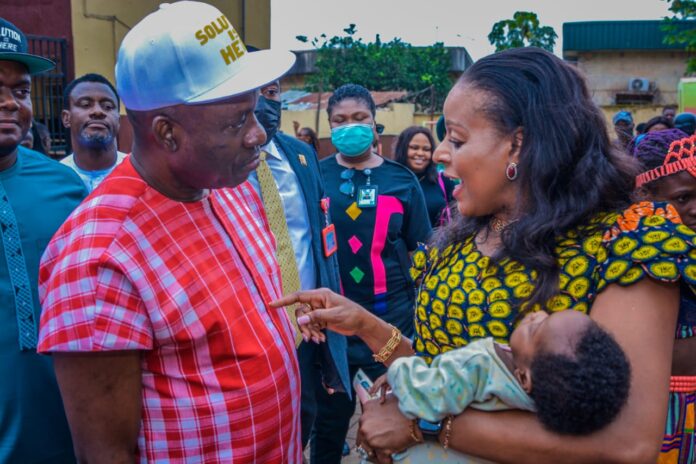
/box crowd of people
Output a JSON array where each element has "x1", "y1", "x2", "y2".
[
  {"x1": 2, "y1": 2, "x2": 696, "y2": 464},
  {"x1": 613, "y1": 105, "x2": 696, "y2": 152}
]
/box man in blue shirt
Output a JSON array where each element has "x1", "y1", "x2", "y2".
[
  {"x1": 60, "y1": 73, "x2": 127, "y2": 192},
  {"x1": 0, "y1": 18, "x2": 87, "y2": 463}
]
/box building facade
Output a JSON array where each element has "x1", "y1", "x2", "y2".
[{"x1": 563, "y1": 20, "x2": 694, "y2": 126}]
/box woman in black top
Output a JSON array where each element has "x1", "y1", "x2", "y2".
[
  {"x1": 394, "y1": 126, "x2": 455, "y2": 227},
  {"x1": 314, "y1": 84, "x2": 431, "y2": 463}
]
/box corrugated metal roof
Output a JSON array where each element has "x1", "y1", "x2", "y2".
[{"x1": 563, "y1": 20, "x2": 695, "y2": 55}]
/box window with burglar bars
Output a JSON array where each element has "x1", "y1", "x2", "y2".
[{"x1": 27, "y1": 35, "x2": 69, "y2": 157}]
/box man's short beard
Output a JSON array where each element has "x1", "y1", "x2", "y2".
[{"x1": 78, "y1": 132, "x2": 114, "y2": 151}]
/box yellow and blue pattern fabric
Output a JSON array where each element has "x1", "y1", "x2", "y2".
[{"x1": 411, "y1": 201, "x2": 696, "y2": 363}]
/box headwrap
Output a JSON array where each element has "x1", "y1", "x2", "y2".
[{"x1": 636, "y1": 133, "x2": 696, "y2": 188}]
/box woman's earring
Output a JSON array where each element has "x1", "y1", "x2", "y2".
[{"x1": 505, "y1": 162, "x2": 518, "y2": 181}]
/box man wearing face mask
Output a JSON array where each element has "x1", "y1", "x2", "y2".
[{"x1": 247, "y1": 77, "x2": 350, "y2": 454}]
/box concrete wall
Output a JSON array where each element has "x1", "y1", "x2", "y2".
[
  {"x1": 600, "y1": 105, "x2": 666, "y2": 130},
  {"x1": 575, "y1": 51, "x2": 688, "y2": 107},
  {"x1": 69, "y1": 0, "x2": 270, "y2": 85}
]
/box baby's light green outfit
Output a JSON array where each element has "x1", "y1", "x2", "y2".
[{"x1": 387, "y1": 337, "x2": 536, "y2": 422}]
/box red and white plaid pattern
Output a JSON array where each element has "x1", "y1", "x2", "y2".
[{"x1": 38, "y1": 158, "x2": 301, "y2": 463}]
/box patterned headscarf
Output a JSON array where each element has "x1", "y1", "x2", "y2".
[{"x1": 635, "y1": 131, "x2": 696, "y2": 188}]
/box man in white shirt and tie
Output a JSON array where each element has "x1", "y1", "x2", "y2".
[{"x1": 246, "y1": 74, "x2": 350, "y2": 460}]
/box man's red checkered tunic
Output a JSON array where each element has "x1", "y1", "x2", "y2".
[{"x1": 38, "y1": 158, "x2": 301, "y2": 463}]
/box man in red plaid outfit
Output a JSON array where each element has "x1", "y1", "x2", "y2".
[{"x1": 37, "y1": 2, "x2": 299, "y2": 462}]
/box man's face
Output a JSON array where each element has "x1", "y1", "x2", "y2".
[
  {"x1": 663, "y1": 107, "x2": 676, "y2": 123},
  {"x1": 260, "y1": 80, "x2": 280, "y2": 102},
  {"x1": 62, "y1": 81, "x2": 120, "y2": 151},
  {"x1": 20, "y1": 124, "x2": 33, "y2": 149},
  {"x1": 170, "y1": 90, "x2": 266, "y2": 189},
  {"x1": 0, "y1": 61, "x2": 32, "y2": 156},
  {"x1": 614, "y1": 120, "x2": 634, "y2": 142}
]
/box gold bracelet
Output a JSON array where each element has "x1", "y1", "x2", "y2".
[
  {"x1": 409, "y1": 419, "x2": 423, "y2": 444},
  {"x1": 372, "y1": 325, "x2": 402, "y2": 363},
  {"x1": 442, "y1": 415, "x2": 454, "y2": 449}
]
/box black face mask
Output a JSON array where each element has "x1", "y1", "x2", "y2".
[{"x1": 255, "y1": 96, "x2": 281, "y2": 142}]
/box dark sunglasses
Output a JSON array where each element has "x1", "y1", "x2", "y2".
[{"x1": 339, "y1": 169, "x2": 355, "y2": 197}]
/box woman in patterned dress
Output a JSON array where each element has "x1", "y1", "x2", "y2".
[
  {"x1": 632, "y1": 128, "x2": 696, "y2": 464},
  {"x1": 274, "y1": 47, "x2": 693, "y2": 463}
]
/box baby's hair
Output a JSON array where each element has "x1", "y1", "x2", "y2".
[{"x1": 529, "y1": 321, "x2": 631, "y2": 435}]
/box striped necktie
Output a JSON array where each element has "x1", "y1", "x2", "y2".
[
  {"x1": 0, "y1": 181, "x2": 37, "y2": 350},
  {"x1": 256, "y1": 151, "x2": 303, "y2": 346}
]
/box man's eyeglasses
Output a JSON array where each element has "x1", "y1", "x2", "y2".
[{"x1": 339, "y1": 169, "x2": 355, "y2": 197}]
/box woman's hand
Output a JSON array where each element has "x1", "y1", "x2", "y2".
[
  {"x1": 270, "y1": 288, "x2": 373, "y2": 338},
  {"x1": 369, "y1": 374, "x2": 391, "y2": 404},
  {"x1": 359, "y1": 395, "x2": 421, "y2": 460}
]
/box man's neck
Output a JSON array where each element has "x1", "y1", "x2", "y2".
[
  {"x1": 73, "y1": 145, "x2": 119, "y2": 172},
  {"x1": 0, "y1": 147, "x2": 18, "y2": 173},
  {"x1": 130, "y1": 147, "x2": 207, "y2": 202}
]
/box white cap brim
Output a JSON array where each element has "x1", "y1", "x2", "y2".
[{"x1": 187, "y1": 49, "x2": 295, "y2": 105}]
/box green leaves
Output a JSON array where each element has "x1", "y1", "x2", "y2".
[
  {"x1": 297, "y1": 25, "x2": 452, "y2": 111},
  {"x1": 488, "y1": 11, "x2": 557, "y2": 53},
  {"x1": 662, "y1": 0, "x2": 696, "y2": 73}
]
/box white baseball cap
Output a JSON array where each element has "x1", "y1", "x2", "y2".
[{"x1": 115, "y1": 1, "x2": 295, "y2": 111}]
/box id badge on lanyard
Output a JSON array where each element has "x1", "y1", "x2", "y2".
[
  {"x1": 320, "y1": 198, "x2": 337, "y2": 257},
  {"x1": 357, "y1": 168, "x2": 377, "y2": 208}
]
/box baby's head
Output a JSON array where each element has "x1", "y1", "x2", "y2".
[{"x1": 509, "y1": 310, "x2": 631, "y2": 435}]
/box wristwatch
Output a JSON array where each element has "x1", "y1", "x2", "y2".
[{"x1": 417, "y1": 418, "x2": 443, "y2": 438}]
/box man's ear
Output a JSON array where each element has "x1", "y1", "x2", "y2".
[
  {"x1": 152, "y1": 115, "x2": 178, "y2": 152},
  {"x1": 514, "y1": 366, "x2": 533, "y2": 394},
  {"x1": 61, "y1": 109, "x2": 71, "y2": 129}
]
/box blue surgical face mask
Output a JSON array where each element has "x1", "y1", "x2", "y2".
[{"x1": 331, "y1": 123, "x2": 374, "y2": 157}]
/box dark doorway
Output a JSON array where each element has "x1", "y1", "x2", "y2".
[{"x1": 27, "y1": 35, "x2": 69, "y2": 157}]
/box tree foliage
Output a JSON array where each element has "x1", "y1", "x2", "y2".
[
  {"x1": 488, "y1": 11, "x2": 557, "y2": 53},
  {"x1": 296, "y1": 24, "x2": 452, "y2": 112},
  {"x1": 662, "y1": 0, "x2": 696, "y2": 73}
]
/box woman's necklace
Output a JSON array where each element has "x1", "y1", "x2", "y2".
[
  {"x1": 490, "y1": 217, "x2": 506, "y2": 232},
  {"x1": 490, "y1": 216, "x2": 512, "y2": 233}
]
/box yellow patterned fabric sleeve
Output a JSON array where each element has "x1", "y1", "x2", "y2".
[
  {"x1": 409, "y1": 242, "x2": 432, "y2": 282},
  {"x1": 411, "y1": 201, "x2": 696, "y2": 363}
]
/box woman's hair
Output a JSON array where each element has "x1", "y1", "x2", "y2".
[
  {"x1": 299, "y1": 127, "x2": 320, "y2": 151},
  {"x1": 393, "y1": 126, "x2": 438, "y2": 183},
  {"x1": 433, "y1": 47, "x2": 638, "y2": 311},
  {"x1": 327, "y1": 83, "x2": 376, "y2": 118},
  {"x1": 643, "y1": 116, "x2": 674, "y2": 132},
  {"x1": 630, "y1": 128, "x2": 688, "y2": 169}
]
